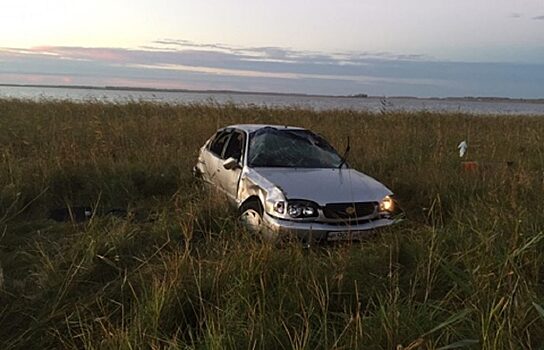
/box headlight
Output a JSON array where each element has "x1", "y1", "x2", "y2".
[
  {"x1": 287, "y1": 200, "x2": 319, "y2": 218},
  {"x1": 379, "y1": 195, "x2": 394, "y2": 212}
]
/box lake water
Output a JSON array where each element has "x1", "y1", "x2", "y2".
[{"x1": 1, "y1": 85, "x2": 544, "y2": 115}]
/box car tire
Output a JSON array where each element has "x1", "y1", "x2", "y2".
[{"x1": 239, "y1": 200, "x2": 264, "y2": 234}]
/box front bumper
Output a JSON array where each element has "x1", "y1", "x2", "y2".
[{"x1": 262, "y1": 212, "x2": 396, "y2": 243}]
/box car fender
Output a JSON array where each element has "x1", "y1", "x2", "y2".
[{"x1": 237, "y1": 168, "x2": 285, "y2": 214}]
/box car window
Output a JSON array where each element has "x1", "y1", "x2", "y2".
[
  {"x1": 209, "y1": 130, "x2": 232, "y2": 157},
  {"x1": 223, "y1": 131, "x2": 245, "y2": 161}
]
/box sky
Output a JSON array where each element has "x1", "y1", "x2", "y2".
[{"x1": 1, "y1": 0, "x2": 543, "y2": 98}]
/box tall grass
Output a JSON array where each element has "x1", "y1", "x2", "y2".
[{"x1": 1, "y1": 98, "x2": 543, "y2": 349}]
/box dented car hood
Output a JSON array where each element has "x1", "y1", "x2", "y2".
[{"x1": 252, "y1": 168, "x2": 391, "y2": 205}]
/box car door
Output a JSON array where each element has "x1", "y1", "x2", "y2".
[
  {"x1": 200, "y1": 129, "x2": 232, "y2": 186},
  {"x1": 218, "y1": 130, "x2": 245, "y2": 201}
]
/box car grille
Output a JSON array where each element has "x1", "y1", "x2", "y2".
[{"x1": 322, "y1": 202, "x2": 377, "y2": 219}]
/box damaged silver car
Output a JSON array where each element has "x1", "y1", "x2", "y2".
[{"x1": 193, "y1": 124, "x2": 396, "y2": 243}]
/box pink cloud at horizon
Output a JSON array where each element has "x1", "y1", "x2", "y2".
[
  {"x1": 0, "y1": 72, "x2": 234, "y2": 91},
  {"x1": 30, "y1": 46, "x2": 129, "y2": 62}
]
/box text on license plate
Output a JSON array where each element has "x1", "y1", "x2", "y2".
[{"x1": 327, "y1": 231, "x2": 364, "y2": 241}]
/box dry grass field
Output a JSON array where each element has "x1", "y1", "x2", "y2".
[{"x1": 1, "y1": 99, "x2": 544, "y2": 349}]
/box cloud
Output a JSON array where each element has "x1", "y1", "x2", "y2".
[
  {"x1": 0, "y1": 40, "x2": 543, "y2": 98},
  {"x1": 150, "y1": 38, "x2": 430, "y2": 63},
  {"x1": 509, "y1": 13, "x2": 522, "y2": 18},
  {"x1": 0, "y1": 41, "x2": 433, "y2": 80},
  {"x1": 532, "y1": 15, "x2": 544, "y2": 20}
]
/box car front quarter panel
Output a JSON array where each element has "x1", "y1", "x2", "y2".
[{"x1": 237, "y1": 168, "x2": 286, "y2": 214}]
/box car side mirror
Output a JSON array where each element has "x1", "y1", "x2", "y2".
[{"x1": 223, "y1": 157, "x2": 240, "y2": 170}]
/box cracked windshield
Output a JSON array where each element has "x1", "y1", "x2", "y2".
[{"x1": 248, "y1": 128, "x2": 343, "y2": 168}]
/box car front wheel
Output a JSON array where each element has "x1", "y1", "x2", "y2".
[{"x1": 239, "y1": 200, "x2": 263, "y2": 234}]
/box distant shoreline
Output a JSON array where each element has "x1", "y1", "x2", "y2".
[{"x1": 1, "y1": 83, "x2": 543, "y2": 104}]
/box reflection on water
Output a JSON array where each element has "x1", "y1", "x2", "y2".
[{"x1": 1, "y1": 86, "x2": 543, "y2": 115}]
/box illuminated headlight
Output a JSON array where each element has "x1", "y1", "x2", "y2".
[
  {"x1": 287, "y1": 201, "x2": 319, "y2": 218},
  {"x1": 379, "y1": 195, "x2": 394, "y2": 212}
]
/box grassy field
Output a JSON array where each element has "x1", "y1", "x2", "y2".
[{"x1": 1, "y1": 98, "x2": 544, "y2": 349}]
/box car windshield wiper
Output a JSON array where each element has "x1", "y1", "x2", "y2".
[{"x1": 338, "y1": 136, "x2": 350, "y2": 169}]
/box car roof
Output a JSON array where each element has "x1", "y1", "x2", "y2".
[{"x1": 224, "y1": 124, "x2": 306, "y2": 133}]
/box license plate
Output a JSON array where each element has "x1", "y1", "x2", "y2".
[{"x1": 327, "y1": 231, "x2": 363, "y2": 241}]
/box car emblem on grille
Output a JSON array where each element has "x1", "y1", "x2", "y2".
[{"x1": 345, "y1": 206, "x2": 356, "y2": 215}]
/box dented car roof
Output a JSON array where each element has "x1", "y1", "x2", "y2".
[{"x1": 223, "y1": 124, "x2": 305, "y2": 133}]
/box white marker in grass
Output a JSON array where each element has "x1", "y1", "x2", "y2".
[{"x1": 458, "y1": 140, "x2": 468, "y2": 158}]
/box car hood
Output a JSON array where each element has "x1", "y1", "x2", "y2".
[{"x1": 253, "y1": 168, "x2": 392, "y2": 205}]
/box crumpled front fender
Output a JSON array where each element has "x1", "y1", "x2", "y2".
[{"x1": 237, "y1": 168, "x2": 285, "y2": 213}]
